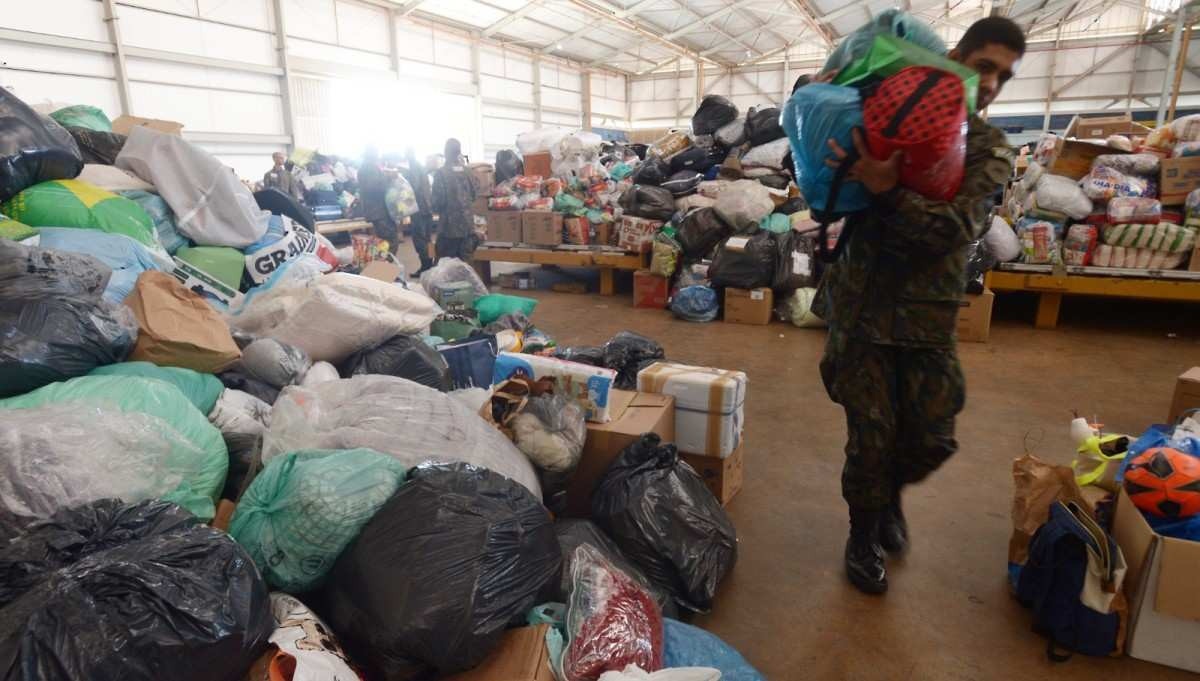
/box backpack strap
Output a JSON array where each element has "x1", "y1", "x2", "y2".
[
  {"x1": 881, "y1": 69, "x2": 949, "y2": 138},
  {"x1": 816, "y1": 142, "x2": 861, "y2": 263}
]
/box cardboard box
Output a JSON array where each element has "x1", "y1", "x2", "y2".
[
  {"x1": 486, "y1": 211, "x2": 523, "y2": 242},
  {"x1": 1160, "y1": 156, "x2": 1200, "y2": 206},
  {"x1": 1112, "y1": 488, "x2": 1200, "y2": 673},
  {"x1": 443, "y1": 625, "x2": 553, "y2": 681},
  {"x1": 567, "y1": 390, "x2": 675, "y2": 516},
  {"x1": 523, "y1": 152, "x2": 552, "y2": 178},
  {"x1": 1169, "y1": 367, "x2": 1200, "y2": 423},
  {"x1": 360, "y1": 260, "x2": 402, "y2": 283},
  {"x1": 1190, "y1": 244, "x2": 1200, "y2": 272},
  {"x1": 724, "y1": 287, "x2": 773, "y2": 325},
  {"x1": 493, "y1": 352, "x2": 616, "y2": 423},
  {"x1": 111, "y1": 115, "x2": 184, "y2": 136},
  {"x1": 522, "y1": 211, "x2": 563, "y2": 246},
  {"x1": 1045, "y1": 137, "x2": 1124, "y2": 180},
  {"x1": 1065, "y1": 113, "x2": 1152, "y2": 140},
  {"x1": 633, "y1": 269, "x2": 669, "y2": 309},
  {"x1": 563, "y1": 216, "x2": 590, "y2": 245},
  {"x1": 469, "y1": 163, "x2": 495, "y2": 196},
  {"x1": 617, "y1": 215, "x2": 663, "y2": 253},
  {"x1": 681, "y1": 444, "x2": 744, "y2": 505},
  {"x1": 957, "y1": 288, "x2": 995, "y2": 343},
  {"x1": 637, "y1": 362, "x2": 746, "y2": 458},
  {"x1": 596, "y1": 220, "x2": 613, "y2": 247},
  {"x1": 472, "y1": 196, "x2": 489, "y2": 217}
]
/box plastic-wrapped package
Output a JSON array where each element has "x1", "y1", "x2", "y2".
[
  {"x1": 1107, "y1": 197, "x2": 1162, "y2": 224},
  {"x1": 1092, "y1": 153, "x2": 1161, "y2": 177},
  {"x1": 745, "y1": 106, "x2": 785, "y2": 146},
  {"x1": 696, "y1": 180, "x2": 728, "y2": 199},
  {"x1": 964, "y1": 240, "x2": 997, "y2": 293},
  {"x1": 340, "y1": 333, "x2": 452, "y2": 391},
  {"x1": 513, "y1": 392, "x2": 586, "y2": 502},
  {"x1": 66, "y1": 125, "x2": 124, "y2": 165},
  {"x1": 264, "y1": 375, "x2": 541, "y2": 497},
  {"x1": 301, "y1": 360, "x2": 339, "y2": 386},
  {"x1": 517, "y1": 128, "x2": 569, "y2": 155},
  {"x1": 650, "y1": 231, "x2": 682, "y2": 278},
  {"x1": 240, "y1": 337, "x2": 312, "y2": 389},
  {"x1": 554, "y1": 520, "x2": 674, "y2": 614},
  {"x1": 36, "y1": 227, "x2": 166, "y2": 304},
  {"x1": 316, "y1": 463, "x2": 560, "y2": 679},
  {"x1": 662, "y1": 171, "x2": 703, "y2": 196},
  {"x1": 1034, "y1": 174, "x2": 1092, "y2": 219},
  {"x1": 230, "y1": 448, "x2": 406, "y2": 592},
  {"x1": 621, "y1": 185, "x2": 676, "y2": 221},
  {"x1": 1171, "y1": 113, "x2": 1200, "y2": 142},
  {"x1": 714, "y1": 179, "x2": 774, "y2": 230},
  {"x1": 3, "y1": 179, "x2": 165, "y2": 260},
  {"x1": 1173, "y1": 141, "x2": 1200, "y2": 157},
  {"x1": 709, "y1": 232, "x2": 777, "y2": 290},
  {"x1": 1021, "y1": 162, "x2": 1044, "y2": 191},
  {"x1": 561, "y1": 545, "x2": 665, "y2": 681},
  {"x1": 984, "y1": 215, "x2": 1021, "y2": 262},
  {"x1": 0, "y1": 499, "x2": 272, "y2": 681},
  {"x1": 1080, "y1": 166, "x2": 1151, "y2": 200},
  {"x1": 771, "y1": 230, "x2": 816, "y2": 292},
  {"x1": 602, "y1": 331, "x2": 666, "y2": 391},
  {"x1": 251, "y1": 593, "x2": 360, "y2": 681},
  {"x1": 229, "y1": 272, "x2": 439, "y2": 363},
  {"x1": 662, "y1": 619, "x2": 765, "y2": 681},
  {"x1": 675, "y1": 193, "x2": 716, "y2": 212},
  {"x1": 77, "y1": 163, "x2": 153, "y2": 191},
  {"x1": 780, "y1": 287, "x2": 825, "y2": 327},
  {"x1": 671, "y1": 286, "x2": 719, "y2": 322},
  {"x1": 219, "y1": 368, "x2": 280, "y2": 405},
  {"x1": 0, "y1": 88, "x2": 83, "y2": 202},
  {"x1": 649, "y1": 131, "x2": 692, "y2": 160},
  {"x1": 633, "y1": 157, "x2": 671, "y2": 186},
  {"x1": 676, "y1": 208, "x2": 731, "y2": 259},
  {"x1": 1106, "y1": 134, "x2": 1133, "y2": 151},
  {"x1": 489, "y1": 195, "x2": 519, "y2": 210},
  {"x1": 1093, "y1": 244, "x2": 1113, "y2": 267},
  {"x1": 1016, "y1": 217, "x2": 1062, "y2": 264},
  {"x1": 1063, "y1": 224, "x2": 1099, "y2": 266},
  {"x1": 692, "y1": 96, "x2": 738, "y2": 136},
  {"x1": 420, "y1": 256, "x2": 489, "y2": 300},
  {"x1": 740, "y1": 137, "x2": 790, "y2": 170},
  {"x1": 207, "y1": 387, "x2": 270, "y2": 499},
  {"x1": 90, "y1": 360, "x2": 223, "y2": 413},
  {"x1": 592, "y1": 434, "x2": 738, "y2": 612}
]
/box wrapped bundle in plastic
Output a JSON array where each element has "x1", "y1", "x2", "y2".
[
  {"x1": 1080, "y1": 166, "x2": 1152, "y2": 201},
  {"x1": 1107, "y1": 197, "x2": 1162, "y2": 225}
]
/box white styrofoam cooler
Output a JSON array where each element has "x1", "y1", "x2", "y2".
[{"x1": 636, "y1": 361, "x2": 747, "y2": 458}]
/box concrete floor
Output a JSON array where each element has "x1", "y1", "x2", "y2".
[{"x1": 400, "y1": 242, "x2": 1200, "y2": 681}]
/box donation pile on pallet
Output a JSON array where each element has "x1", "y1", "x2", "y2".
[{"x1": 0, "y1": 87, "x2": 763, "y2": 681}]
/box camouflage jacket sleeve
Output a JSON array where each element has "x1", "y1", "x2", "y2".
[{"x1": 877, "y1": 117, "x2": 1014, "y2": 255}]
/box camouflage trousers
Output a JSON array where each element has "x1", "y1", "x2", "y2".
[{"x1": 820, "y1": 335, "x2": 965, "y2": 512}]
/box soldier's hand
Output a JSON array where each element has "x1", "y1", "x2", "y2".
[{"x1": 824, "y1": 128, "x2": 902, "y2": 195}]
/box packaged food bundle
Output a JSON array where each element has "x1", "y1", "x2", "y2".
[
  {"x1": 1031, "y1": 133, "x2": 1060, "y2": 167},
  {"x1": 1144, "y1": 125, "x2": 1176, "y2": 150},
  {"x1": 1171, "y1": 113, "x2": 1200, "y2": 143},
  {"x1": 1063, "y1": 224, "x2": 1098, "y2": 266},
  {"x1": 1186, "y1": 188, "x2": 1200, "y2": 225},
  {"x1": 1016, "y1": 216, "x2": 1061, "y2": 264},
  {"x1": 1092, "y1": 153, "x2": 1161, "y2": 177},
  {"x1": 545, "y1": 177, "x2": 564, "y2": 196},
  {"x1": 1079, "y1": 166, "x2": 1151, "y2": 200},
  {"x1": 1106, "y1": 197, "x2": 1161, "y2": 224},
  {"x1": 489, "y1": 195, "x2": 520, "y2": 210},
  {"x1": 1103, "y1": 222, "x2": 1195, "y2": 253},
  {"x1": 1034, "y1": 174, "x2": 1092, "y2": 219},
  {"x1": 514, "y1": 175, "x2": 544, "y2": 193},
  {"x1": 524, "y1": 196, "x2": 553, "y2": 211}
]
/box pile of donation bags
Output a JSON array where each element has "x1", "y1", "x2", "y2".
[{"x1": 0, "y1": 94, "x2": 755, "y2": 678}]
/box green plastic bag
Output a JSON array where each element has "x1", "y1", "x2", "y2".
[
  {"x1": 472, "y1": 293, "x2": 538, "y2": 325},
  {"x1": 229, "y1": 448, "x2": 407, "y2": 592},
  {"x1": 90, "y1": 361, "x2": 224, "y2": 414},
  {"x1": 49, "y1": 105, "x2": 112, "y2": 132},
  {"x1": 760, "y1": 213, "x2": 792, "y2": 234},
  {"x1": 175, "y1": 245, "x2": 246, "y2": 290},
  {"x1": 430, "y1": 314, "x2": 481, "y2": 342},
  {"x1": 2, "y1": 179, "x2": 162, "y2": 255},
  {"x1": 554, "y1": 192, "x2": 586, "y2": 215},
  {"x1": 834, "y1": 33, "x2": 980, "y2": 114},
  {"x1": 0, "y1": 212, "x2": 36, "y2": 241},
  {"x1": 0, "y1": 375, "x2": 228, "y2": 519}
]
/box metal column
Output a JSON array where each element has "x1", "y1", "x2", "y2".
[
  {"x1": 271, "y1": 0, "x2": 298, "y2": 149},
  {"x1": 1158, "y1": 4, "x2": 1186, "y2": 125},
  {"x1": 581, "y1": 70, "x2": 593, "y2": 131},
  {"x1": 1043, "y1": 23, "x2": 1062, "y2": 132},
  {"x1": 532, "y1": 56, "x2": 543, "y2": 127},
  {"x1": 101, "y1": 0, "x2": 132, "y2": 115}
]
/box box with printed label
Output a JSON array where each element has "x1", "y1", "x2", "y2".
[
  {"x1": 486, "y1": 211, "x2": 523, "y2": 242},
  {"x1": 522, "y1": 211, "x2": 563, "y2": 246},
  {"x1": 956, "y1": 288, "x2": 994, "y2": 342},
  {"x1": 493, "y1": 352, "x2": 616, "y2": 423},
  {"x1": 633, "y1": 269, "x2": 669, "y2": 308},
  {"x1": 563, "y1": 216, "x2": 590, "y2": 245},
  {"x1": 617, "y1": 215, "x2": 663, "y2": 252},
  {"x1": 637, "y1": 361, "x2": 747, "y2": 458},
  {"x1": 1160, "y1": 156, "x2": 1200, "y2": 206},
  {"x1": 724, "y1": 287, "x2": 773, "y2": 325},
  {"x1": 681, "y1": 443, "x2": 744, "y2": 505}
]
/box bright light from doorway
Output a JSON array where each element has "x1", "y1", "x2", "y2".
[{"x1": 328, "y1": 76, "x2": 476, "y2": 161}]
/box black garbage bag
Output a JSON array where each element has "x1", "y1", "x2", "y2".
[
  {"x1": 0, "y1": 241, "x2": 137, "y2": 398},
  {"x1": 757, "y1": 174, "x2": 790, "y2": 190},
  {"x1": 254, "y1": 187, "x2": 316, "y2": 232},
  {"x1": 965, "y1": 239, "x2": 997, "y2": 295},
  {"x1": 554, "y1": 345, "x2": 605, "y2": 366},
  {"x1": 553, "y1": 519, "x2": 676, "y2": 617},
  {"x1": 776, "y1": 196, "x2": 808, "y2": 215},
  {"x1": 709, "y1": 231, "x2": 777, "y2": 290},
  {"x1": 218, "y1": 368, "x2": 281, "y2": 406},
  {"x1": 670, "y1": 146, "x2": 725, "y2": 175},
  {"x1": 771, "y1": 230, "x2": 817, "y2": 292},
  {"x1": 0, "y1": 499, "x2": 272, "y2": 681},
  {"x1": 316, "y1": 463, "x2": 560, "y2": 680},
  {"x1": 601, "y1": 331, "x2": 664, "y2": 390},
  {"x1": 495, "y1": 149, "x2": 524, "y2": 183},
  {"x1": 65, "y1": 126, "x2": 127, "y2": 165},
  {"x1": 676, "y1": 208, "x2": 733, "y2": 260},
  {"x1": 620, "y1": 184, "x2": 675, "y2": 222},
  {"x1": 628, "y1": 143, "x2": 649, "y2": 160},
  {"x1": 0, "y1": 90, "x2": 83, "y2": 201},
  {"x1": 339, "y1": 333, "x2": 452, "y2": 391},
  {"x1": 632, "y1": 156, "x2": 670, "y2": 186},
  {"x1": 662, "y1": 170, "x2": 703, "y2": 197},
  {"x1": 592, "y1": 434, "x2": 738, "y2": 613},
  {"x1": 746, "y1": 106, "x2": 785, "y2": 146},
  {"x1": 692, "y1": 95, "x2": 739, "y2": 135}
]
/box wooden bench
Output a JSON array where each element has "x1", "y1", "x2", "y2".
[
  {"x1": 472, "y1": 245, "x2": 645, "y2": 296},
  {"x1": 987, "y1": 264, "x2": 1200, "y2": 329},
  {"x1": 314, "y1": 218, "x2": 373, "y2": 236}
]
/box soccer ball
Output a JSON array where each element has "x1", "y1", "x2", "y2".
[{"x1": 1124, "y1": 447, "x2": 1200, "y2": 519}]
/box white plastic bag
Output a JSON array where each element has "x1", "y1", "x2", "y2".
[
  {"x1": 300, "y1": 361, "x2": 340, "y2": 387},
  {"x1": 696, "y1": 180, "x2": 728, "y2": 199},
  {"x1": 675, "y1": 194, "x2": 716, "y2": 212},
  {"x1": 517, "y1": 128, "x2": 569, "y2": 155},
  {"x1": 208, "y1": 388, "x2": 271, "y2": 451},
  {"x1": 714, "y1": 117, "x2": 747, "y2": 147},
  {"x1": 77, "y1": 164, "x2": 154, "y2": 192},
  {"x1": 1171, "y1": 113, "x2": 1200, "y2": 143},
  {"x1": 228, "y1": 272, "x2": 439, "y2": 362},
  {"x1": 1034, "y1": 174, "x2": 1092, "y2": 219},
  {"x1": 781, "y1": 287, "x2": 826, "y2": 328},
  {"x1": 740, "y1": 137, "x2": 790, "y2": 169},
  {"x1": 263, "y1": 375, "x2": 541, "y2": 498},
  {"x1": 984, "y1": 215, "x2": 1022, "y2": 262},
  {"x1": 598, "y1": 665, "x2": 720, "y2": 681},
  {"x1": 116, "y1": 126, "x2": 270, "y2": 248},
  {"x1": 714, "y1": 179, "x2": 774, "y2": 230},
  {"x1": 264, "y1": 593, "x2": 360, "y2": 681},
  {"x1": 419, "y1": 257, "x2": 489, "y2": 300}
]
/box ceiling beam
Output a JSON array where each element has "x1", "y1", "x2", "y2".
[
  {"x1": 562, "y1": 0, "x2": 714, "y2": 67},
  {"x1": 481, "y1": 0, "x2": 544, "y2": 38},
  {"x1": 1051, "y1": 40, "x2": 1131, "y2": 96},
  {"x1": 662, "y1": 0, "x2": 763, "y2": 40},
  {"x1": 398, "y1": 0, "x2": 428, "y2": 17},
  {"x1": 787, "y1": 0, "x2": 837, "y2": 47}
]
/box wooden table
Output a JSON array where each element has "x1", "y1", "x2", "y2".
[
  {"x1": 314, "y1": 218, "x2": 373, "y2": 236},
  {"x1": 987, "y1": 264, "x2": 1200, "y2": 329},
  {"x1": 472, "y1": 245, "x2": 645, "y2": 296}
]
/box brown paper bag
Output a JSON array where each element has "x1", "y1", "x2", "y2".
[
  {"x1": 1008, "y1": 453, "x2": 1090, "y2": 567},
  {"x1": 125, "y1": 271, "x2": 241, "y2": 373}
]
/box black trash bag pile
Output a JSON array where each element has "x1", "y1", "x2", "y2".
[
  {"x1": 554, "y1": 518, "x2": 676, "y2": 617},
  {"x1": 772, "y1": 230, "x2": 818, "y2": 293},
  {"x1": 677, "y1": 208, "x2": 734, "y2": 260},
  {"x1": 553, "y1": 345, "x2": 605, "y2": 366},
  {"x1": 662, "y1": 171, "x2": 703, "y2": 197},
  {"x1": 746, "y1": 106, "x2": 786, "y2": 146},
  {"x1": 592, "y1": 434, "x2": 738, "y2": 613},
  {"x1": 0, "y1": 240, "x2": 138, "y2": 398},
  {"x1": 709, "y1": 231, "x2": 778, "y2": 290},
  {"x1": 965, "y1": 239, "x2": 998, "y2": 295},
  {"x1": 0, "y1": 499, "x2": 272, "y2": 681},
  {"x1": 254, "y1": 187, "x2": 316, "y2": 232},
  {"x1": 692, "y1": 95, "x2": 739, "y2": 136},
  {"x1": 620, "y1": 184, "x2": 676, "y2": 222},
  {"x1": 602, "y1": 331, "x2": 665, "y2": 390},
  {"x1": 66, "y1": 126, "x2": 127, "y2": 165},
  {"x1": 495, "y1": 149, "x2": 524, "y2": 184},
  {"x1": 339, "y1": 333, "x2": 451, "y2": 391},
  {"x1": 0, "y1": 89, "x2": 83, "y2": 201},
  {"x1": 316, "y1": 463, "x2": 561, "y2": 680},
  {"x1": 669, "y1": 147, "x2": 720, "y2": 175}
]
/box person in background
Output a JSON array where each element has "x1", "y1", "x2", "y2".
[
  {"x1": 431, "y1": 138, "x2": 477, "y2": 262},
  {"x1": 263, "y1": 152, "x2": 302, "y2": 201},
  {"x1": 358, "y1": 146, "x2": 399, "y2": 244},
  {"x1": 402, "y1": 147, "x2": 436, "y2": 277},
  {"x1": 816, "y1": 16, "x2": 1024, "y2": 595}
]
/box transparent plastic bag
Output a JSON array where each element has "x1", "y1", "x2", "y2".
[
  {"x1": 597, "y1": 666, "x2": 719, "y2": 681},
  {"x1": 714, "y1": 179, "x2": 774, "y2": 230},
  {"x1": 1092, "y1": 153, "x2": 1160, "y2": 177},
  {"x1": 984, "y1": 215, "x2": 1021, "y2": 262},
  {"x1": 649, "y1": 232, "x2": 681, "y2": 278},
  {"x1": 1106, "y1": 197, "x2": 1162, "y2": 224},
  {"x1": 1034, "y1": 174, "x2": 1092, "y2": 219},
  {"x1": 420, "y1": 256, "x2": 489, "y2": 300},
  {"x1": 1079, "y1": 166, "x2": 1150, "y2": 201},
  {"x1": 263, "y1": 375, "x2": 541, "y2": 497},
  {"x1": 662, "y1": 619, "x2": 765, "y2": 681},
  {"x1": 513, "y1": 392, "x2": 586, "y2": 473}
]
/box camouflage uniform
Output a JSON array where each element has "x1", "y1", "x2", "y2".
[
  {"x1": 432, "y1": 164, "x2": 478, "y2": 261},
  {"x1": 813, "y1": 115, "x2": 1014, "y2": 512}
]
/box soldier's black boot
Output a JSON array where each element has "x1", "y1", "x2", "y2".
[
  {"x1": 845, "y1": 508, "x2": 888, "y2": 594},
  {"x1": 879, "y1": 489, "x2": 909, "y2": 555}
]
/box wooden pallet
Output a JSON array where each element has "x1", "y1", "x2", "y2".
[
  {"x1": 472, "y1": 245, "x2": 645, "y2": 296},
  {"x1": 987, "y1": 264, "x2": 1200, "y2": 329}
]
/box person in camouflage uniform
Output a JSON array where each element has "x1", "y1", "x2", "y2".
[
  {"x1": 814, "y1": 17, "x2": 1025, "y2": 594},
  {"x1": 432, "y1": 138, "x2": 478, "y2": 262}
]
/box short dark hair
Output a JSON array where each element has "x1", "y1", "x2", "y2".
[{"x1": 955, "y1": 17, "x2": 1026, "y2": 58}]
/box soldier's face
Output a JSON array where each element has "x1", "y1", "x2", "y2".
[{"x1": 950, "y1": 43, "x2": 1021, "y2": 111}]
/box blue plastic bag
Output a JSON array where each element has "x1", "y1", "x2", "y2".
[
  {"x1": 119, "y1": 190, "x2": 189, "y2": 254},
  {"x1": 438, "y1": 335, "x2": 497, "y2": 390},
  {"x1": 782, "y1": 84, "x2": 870, "y2": 216},
  {"x1": 663, "y1": 619, "x2": 765, "y2": 681},
  {"x1": 36, "y1": 227, "x2": 165, "y2": 303},
  {"x1": 671, "y1": 285, "x2": 719, "y2": 322},
  {"x1": 1116, "y1": 421, "x2": 1200, "y2": 540},
  {"x1": 822, "y1": 9, "x2": 947, "y2": 76}
]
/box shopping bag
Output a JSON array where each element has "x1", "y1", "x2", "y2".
[
  {"x1": 834, "y1": 33, "x2": 980, "y2": 113},
  {"x1": 1008, "y1": 453, "x2": 1089, "y2": 574}
]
